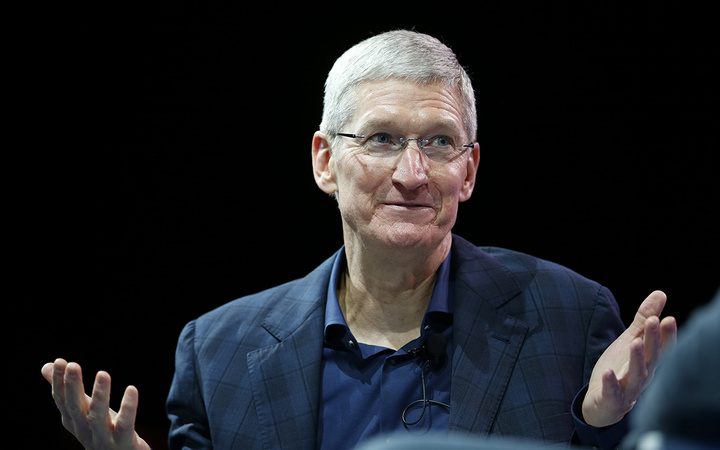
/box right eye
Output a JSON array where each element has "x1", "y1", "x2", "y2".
[{"x1": 369, "y1": 133, "x2": 393, "y2": 144}]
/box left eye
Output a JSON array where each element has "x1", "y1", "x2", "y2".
[{"x1": 431, "y1": 136, "x2": 453, "y2": 147}]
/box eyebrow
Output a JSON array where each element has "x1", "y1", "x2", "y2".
[
  {"x1": 355, "y1": 118, "x2": 401, "y2": 133},
  {"x1": 357, "y1": 118, "x2": 464, "y2": 137}
]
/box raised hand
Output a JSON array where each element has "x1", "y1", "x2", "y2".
[
  {"x1": 582, "y1": 290, "x2": 677, "y2": 427},
  {"x1": 41, "y1": 359, "x2": 151, "y2": 450}
]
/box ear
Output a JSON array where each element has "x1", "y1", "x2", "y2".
[
  {"x1": 312, "y1": 131, "x2": 338, "y2": 195},
  {"x1": 459, "y1": 143, "x2": 480, "y2": 202}
]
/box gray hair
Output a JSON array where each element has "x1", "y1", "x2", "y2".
[{"x1": 319, "y1": 30, "x2": 477, "y2": 146}]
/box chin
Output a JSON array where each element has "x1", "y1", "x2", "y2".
[{"x1": 378, "y1": 223, "x2": 448, "y2": 250}]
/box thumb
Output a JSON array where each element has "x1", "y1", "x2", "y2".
[{"x1": 631, "y1": 290, "x2": 667, "y2": 331}]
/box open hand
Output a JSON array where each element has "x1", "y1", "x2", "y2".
[
  {"x1": 41, "y1": 358, "x2": 151, "y2": 450},
  {"x1": 582, "y1": 290, "x2": 677, "y2": 427}
]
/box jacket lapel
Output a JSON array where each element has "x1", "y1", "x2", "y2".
[
  {"x1": 246, "y1": 255, "x2": 335, "y2": 449},
  {"x1": 244, "y1": 240, "x2": 528, "y2": 444},
  {"x1": 449, "y1": 236, "x2": 529, "y2": 434}
]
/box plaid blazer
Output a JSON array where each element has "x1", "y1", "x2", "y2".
[{"x1": 167, "y1": 235, "x2": 625, "y2": 449}]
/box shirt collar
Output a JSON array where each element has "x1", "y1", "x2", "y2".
[{"x1": 324, "y1": 246, "x2": 453, "y2": 343}]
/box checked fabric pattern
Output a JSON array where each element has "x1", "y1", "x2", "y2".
[{"x1": 167, "y1": 235, "x2": 625, "y2": 449}]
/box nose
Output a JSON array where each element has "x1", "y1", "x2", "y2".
[{"x1": 391, "y1": 143, "x2": 429, "y2": 191}]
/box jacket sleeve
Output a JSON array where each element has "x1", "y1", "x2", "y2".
[
  {"x1": 571, "y1": 286, "x2": 630, "y2": 448},
  {"x1": 166, "y1": 320, "x2": 213, "y2": 450}
]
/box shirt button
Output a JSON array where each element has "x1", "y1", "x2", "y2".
[
  {"x1": 347, "y1": 340, "x2": 356, "y2": 348},
  {"x1": 388, "y1": 357, "x2": 398, "y2": 366}
]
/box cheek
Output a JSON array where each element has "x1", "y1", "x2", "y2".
[
  {"x1": 432, "y1": 165, "x2": 468, "y2": 202},
  {"x1": 335, "y1": 155, "x2": 391, "y2": 196},
  {"x1": 333, "y1": 159, "x2": 383, "y2": 219}
]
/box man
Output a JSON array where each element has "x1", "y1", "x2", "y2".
[{"x1": 42, "y1": 30, "x2": 677, "y2": 449}]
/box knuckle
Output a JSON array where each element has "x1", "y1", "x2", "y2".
[
  {"x1": 86, "y1": 410, "x2": 104, "y2": 425},
  {"x1": 65, "y1": 401, "x2": 83, "y2": 415},
  {"x1": 114, "y1": 417, "x2": 133, "y2": 434}
]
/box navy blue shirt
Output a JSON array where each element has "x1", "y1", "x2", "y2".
[{"x1": 318, "y1": 248, "x2": 454, "y2": 450}]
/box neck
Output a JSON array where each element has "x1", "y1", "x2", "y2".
[{"x1": 339, "y1": 233, "x2": 452, "y2": 350}]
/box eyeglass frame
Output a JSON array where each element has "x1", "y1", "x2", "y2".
[{"x1": 334, "y1": 132, "x2": 475, "y2": 161}]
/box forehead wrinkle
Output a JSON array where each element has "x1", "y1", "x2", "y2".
[
  {"x1": 354, "y1": 99, "x2": 464, "y2": 136},
  {"x1": 351, "y1": 81, "x2": 467, "y2": 139}
]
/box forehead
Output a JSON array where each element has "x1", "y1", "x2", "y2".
[{"x1": 350, "y1": 79, "x2": 466, "y2": 136}]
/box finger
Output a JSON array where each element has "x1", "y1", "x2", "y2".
[
  {"x1": 599, "y1": 368, "x2": 626, "y2": 418},
  {"x1": 660, "y1": 316, "x2": 678, "y2": 352},
  {"x1": 601, "y1": 368, "x2": 620, "y2": 399},
  {"x1": 630, "y1": 291, "x2": 667, "y2": 333},
  {"x1": 642, "y1": 316, "x2": 662, "y2": 370},
  {"x1": 64, "y1": 362, "x2": 88, "y2": 416},
  {"x1": 87, "y1": 371, "x2": 113, "y2": 445},
  {"x1": 623, "y1": 337, "x2": 648, "y2": 395},
  {"x1": 63, "y1": 362, "x2": 93, "y2": 443},
  {"x1": 52, "y1": 358, "x2": 69, "y2": 405},
  {"x1": 41, "y1": 362, "x2": 54, "y2": 384},
  {"x1": 114, "y1": 385, "x2": 140, "y2": 445}
]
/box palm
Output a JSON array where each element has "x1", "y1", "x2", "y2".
[{"x1": 582, "y1": 291, "x2": 677, "y2": 427}]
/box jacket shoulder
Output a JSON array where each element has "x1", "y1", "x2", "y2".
[
  {"x1": 191, "y1": 251, "x2": 337, "y2": 342},
  {"x1": 482, "y1": 246, "x2": 600, "y2": 289},
  {"x1": 451, "y1": 235, "x2": 614, "y2": 312}
]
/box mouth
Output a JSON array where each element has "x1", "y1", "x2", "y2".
[{"x1": 383, "y1": 202, "x2": 433, "y2": 209}]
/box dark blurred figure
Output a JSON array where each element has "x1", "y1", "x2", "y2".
[{"x1": 622, "y1": 289, "x2": 720, "y2": 450}]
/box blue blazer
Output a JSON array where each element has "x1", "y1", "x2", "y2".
[{"x1": 167, "y1": 235, "x2": 626, "y2": 449}]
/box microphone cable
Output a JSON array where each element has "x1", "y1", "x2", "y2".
[{"x1": 401, "y1": 333, "x2": 450, "y2": 426}]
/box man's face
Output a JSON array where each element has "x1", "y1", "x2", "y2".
[{"x1": 314, "y1": 79, "x2": 479, "y2": 251}]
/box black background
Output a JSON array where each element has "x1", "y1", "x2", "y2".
[{"x1": 19, "y1": 3, "x2": 717, "y2": 449}]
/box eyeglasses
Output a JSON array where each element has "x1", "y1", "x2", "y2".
[{"x1": 335, "y1": 132, "x2": 474, "y2": 163}]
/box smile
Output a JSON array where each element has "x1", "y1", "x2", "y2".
[{"x1": 382, "y1": 203, "x2": 434, "y2": 210}]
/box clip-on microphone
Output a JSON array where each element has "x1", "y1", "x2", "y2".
[{"x1": 402, "y1": 332, "x2": 450, "y2": 426}]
